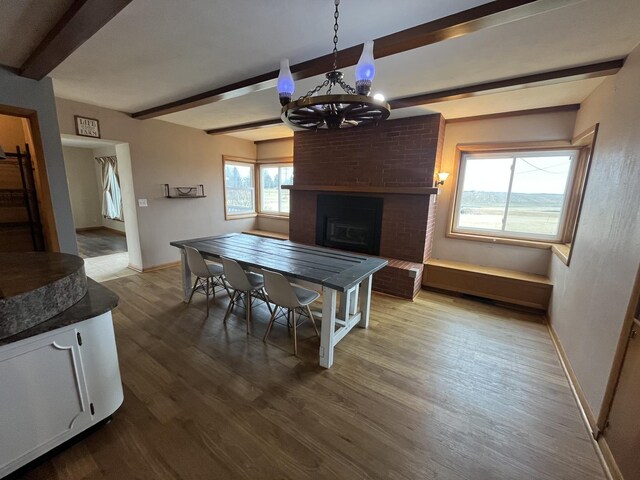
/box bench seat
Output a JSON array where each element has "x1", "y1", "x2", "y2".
[{"x1": 423, "y1": 258, "x2": 552, "y2": 311}]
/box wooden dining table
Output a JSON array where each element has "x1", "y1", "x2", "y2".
[{"x1": 170, "y1": 233, "x2": 387, "y2": 368}]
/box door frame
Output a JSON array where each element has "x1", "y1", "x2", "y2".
[
  {"x1": 597, "y1": 264, "x2": 640, "y2": 433},
  {"x1": 0, "y1": 103, "x2": 59, "y2": 251}
]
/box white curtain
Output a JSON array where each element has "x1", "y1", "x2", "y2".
[{"x1": 95, "y1": 156, "x2": 124, "y2": 221}]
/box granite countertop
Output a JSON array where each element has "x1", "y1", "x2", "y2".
[
  {"x1": 0, "y1": 252, "x2": 85, "y2": 298},
  {"x1": 0, "y1": 278, "x2": 119, "y2": 346}
]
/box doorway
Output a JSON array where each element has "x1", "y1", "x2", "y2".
[
  {"x1": 61, "y1": 135, "x2": 136, "y2": 282},
  {"x1": 0, "y1": 110, "x2": 57, "y2": 252}
]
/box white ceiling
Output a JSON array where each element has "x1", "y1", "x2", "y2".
[
  {"x1": 0, "y1": 0, "x2": 75, "y2": 68},
  {"x1": 5, "y1": 0, "x2": 640, "y2": 142}
]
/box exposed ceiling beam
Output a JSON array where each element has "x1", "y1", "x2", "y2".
[
  {"x1": 20, "y1": 0, "x2": 134, "y2": 80},
  {"x1": 205, "y1": 58, "x2": 623, "y2": 135},
  {"x1": 444, "y1": 104, "x2": 580, "y2": 124},
  {"x1": 205, "y1": 119, "x2": 286, "y2": 135},
  {"x1": 389, "y1": 59, "x2": 624, "y2": 109},
  {"x1": 133, "y1": 0, "x2": 584, "y2": 120}
]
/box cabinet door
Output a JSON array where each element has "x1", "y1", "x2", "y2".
[{"x1": 0, "y1": 327, "x2": 91, "y2": 473}]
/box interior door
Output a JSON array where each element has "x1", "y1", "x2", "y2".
[{"x1": 603, "y1": 290, "x2": 640, "y2": 479}]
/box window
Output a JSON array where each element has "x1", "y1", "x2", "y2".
[
  {"x1": 259, "y1": 164, "x2": 293, "y2": 215},
  {"x1": 223, "y1": 157, "x2": 255, "y2": 218},
  {"x1": 452, "y1": 149, "x2": 579, "y2": 242}
]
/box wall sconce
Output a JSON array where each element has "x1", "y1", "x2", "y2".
[{"x1": 435, "y1": 172, "x2": 449, "y2": 186}]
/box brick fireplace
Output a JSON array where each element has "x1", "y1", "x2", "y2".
[{"x1": 288, "y1": 114, "x2": 445, "y2": 299}]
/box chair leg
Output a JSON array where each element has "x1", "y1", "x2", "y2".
[
  {"x1": 306, "y1": 305, "x2": 319, "y2": 337},
  {"x1": 205, "y1": 278, "x2": 210, "y2": 317},
  {"x1": 292, "y1": 309, "x2": 298, "y2": 356},
  {"x1": 262, "y1": 288, "x2": 273, "y2": 314},
  {"x1": 246, "y1": 291, "x2": 251, "y2": 335},
  {"x1": 263, "y1": 308, "x2": 277, "y2": 342},
  {"x1": 187, "y1": 276, "x2": 199, "y2": 304},
  {"x1": 223, "y1": 290, "x2": 237, "y2": 324}
]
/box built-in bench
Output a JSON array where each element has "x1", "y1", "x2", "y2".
[
  {"x1": 423, "y1": 258, "x2": 552, "y2": 311},
  {"x1": 243, "y1": 229, "x2": 289, "y2": 240}
]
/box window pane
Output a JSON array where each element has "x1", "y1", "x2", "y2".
[
  {"x1": 279, "y1": 166, "x2": 293, "y2": 213},
  {"x1": 457, "y1": 157, "x2": 512, "y2": 231},
  {"x1": 260, "y1": 166, "x2": 279, "y2": 212},
  {"x1": 504, "y1": 156, "x2": 572, "y2": 236},
  {"x1": 224, "y1": 163, "x2": 254, "y2": 214}
]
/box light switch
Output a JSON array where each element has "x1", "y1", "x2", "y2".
[{"x1": 138, "y1": 198, "x2": 148, "y2": 207}]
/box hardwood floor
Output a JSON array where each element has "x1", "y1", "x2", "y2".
[
  {"x1": 21, "y1": 267, "x2": 605, "y2": 480},
  {"x1": 76, "y1": 228, "x2": 127, "y2": 259}
]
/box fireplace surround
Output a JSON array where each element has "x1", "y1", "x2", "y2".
[{"x1": 316, "y1": 194, "x2": 383, "y2": 255}]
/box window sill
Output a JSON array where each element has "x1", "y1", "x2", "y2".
[
  {"x1": 551, "y1": 243, "x2": 571, "y2": 265},
  {"x1": 446, "y1": 231, "x2": 555, "y2": 250},
  {"x1": 225, "y1": 213, "x2": 257, "y2": 220},
  {"x1": 257, "y1": 213, "x2": 290, "y2": 219}
]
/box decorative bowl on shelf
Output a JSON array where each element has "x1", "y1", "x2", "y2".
[{"x1": 175, "y1": 186, "x2": 197, "y2": 196}]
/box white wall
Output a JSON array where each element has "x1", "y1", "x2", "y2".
[
  {"x1": 56, "y1": 98, "x2": 256, "y2": 269},
  {"x1": 548, "y1": 44, "x2": 640, "y2": 419},
  {"x1": 0, "y1": 67, "x2": 77, "y2": 253},
  {"x1": 62, "y1": 146, "x2": 102, "y2": 229},
  {"x1": 255, "y1": 138, "x2": 293, "y2": 235},
  {"x1": 432, "y1": 111, "x2": 578, "y2": 276}
]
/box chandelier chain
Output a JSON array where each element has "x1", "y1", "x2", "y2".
[{"x1": 332, "y1": 0, "x2": 340, "y2": 71}]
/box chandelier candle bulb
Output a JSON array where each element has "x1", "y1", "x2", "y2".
[
  {"x1": 276, "y1": 0, "x2": 389, "y2": 129},
  {"x1": 356, "y1": 40, "x2": 375, "y2": 95},
  {"x1": 277, "y1": 59, "x2": 295, "y2": 106}
]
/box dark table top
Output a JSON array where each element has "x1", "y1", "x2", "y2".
[{"x1": 171, "y1": 233, "x2": 388, "y2": 292}]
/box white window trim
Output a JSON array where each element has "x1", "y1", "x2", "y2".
[
  {"x1": 451, "y1": 148, "x2": 580, "y2": 243},
  {"x1": 223, "y1": 156, "x2": 256, "y2": 219},
  {"x1": 258, "y1": 163, "x2": 293, "y2": 216}
]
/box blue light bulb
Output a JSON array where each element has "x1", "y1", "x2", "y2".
[
  {"x1": 355, "y1": 41, "x2": 375, "y2": 95},
  {"x1": 277, "y1": 59, "x2": 295, "y2": 105}
]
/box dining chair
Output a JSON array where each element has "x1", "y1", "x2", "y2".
[
  {"x1": 262, "y1": 269, "x2": 320, "y2": 355},
  {"x1": 221, "y1": 257, "x2": 272, "y2": 334},
  {"x1": 184, "y1": 246, "x2": 227, "y2": 317}
]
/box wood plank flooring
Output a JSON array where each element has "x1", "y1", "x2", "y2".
[
  {"x1": 76, "y1": 228, "x2": 127, "y2": 259},
  {"x1": 21, "y1": 267, "x2": 605, "y2": 480}
]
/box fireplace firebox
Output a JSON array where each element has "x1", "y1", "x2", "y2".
[{"x1": 316, "y1": 194, "x2": 383, "y2": 255}]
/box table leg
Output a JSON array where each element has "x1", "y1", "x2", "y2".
[
  {"x1": 180, "y1": 249, "x2": 192, "y2": 303},
  {"x1": 320, "y1": 286, "x2": 337, "y2": 369},
  {"x1": 358, "y1": 275, "x2": 372, "y2": 328}
]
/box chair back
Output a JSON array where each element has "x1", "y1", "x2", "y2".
[
  {"x1": 221, "y1": 257, "x2": 253, "y2": 291},
  {"x1": 262, "y1": 269, "x2": 300, "y2": 309},
  {"x1": 184, "y1": 246, "x2": 211, "y2": 278}
]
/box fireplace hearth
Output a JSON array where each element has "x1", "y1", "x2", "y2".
[{"x1": 316, "y1": 194, "x2": 383, "y2": 255}]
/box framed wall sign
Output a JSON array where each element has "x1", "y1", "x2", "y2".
[{"x1": 74, "y1": 115, "x2": 101, "y2": 138}]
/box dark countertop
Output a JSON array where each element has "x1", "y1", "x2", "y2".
[
  {"x1": 0, "y1": 252, "x2": 84, "y2": 298},
  {"x1": 0, "y1": 278, "x2": 119, "y2": 346}
]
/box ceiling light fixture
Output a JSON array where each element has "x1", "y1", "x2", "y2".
[{"x1": 277, "y1": 0, "x2": 390, "y2": 130}]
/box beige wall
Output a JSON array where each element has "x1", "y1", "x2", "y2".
[
  {"x1": 548, "y1": 44, "x2": 640, "y2": 420},
  {"x1": 0, "y1": 68, "x2": 77, "y2": 253},
  {"x1": 56, "y1": 98, "x2": 257, "y2": 269},
  {"x1": 62, "y1": 146, "x2": 102, "y2": 229},
  {"x1": 255, "y1": 138, "x2": 292, "y2": 234},
  {"x1": 431, "y1": 111, "x2": 578, "y2": 276}
]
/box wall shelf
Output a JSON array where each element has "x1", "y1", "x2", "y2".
[
  {"x1": 282, "y1": 184, "x2": 439, "y2": 196},
  {"x1": 164, "y1": 184, "x2": 207, "y2": 198}
]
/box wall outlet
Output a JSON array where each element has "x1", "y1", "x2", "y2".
[{"x1": 138, "y1": 198, "x2": 148, "y2": 207}]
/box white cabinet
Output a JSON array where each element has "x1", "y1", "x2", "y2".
[{"x1": 0, "y1": 312, "x2": 123, "y2": 477}]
